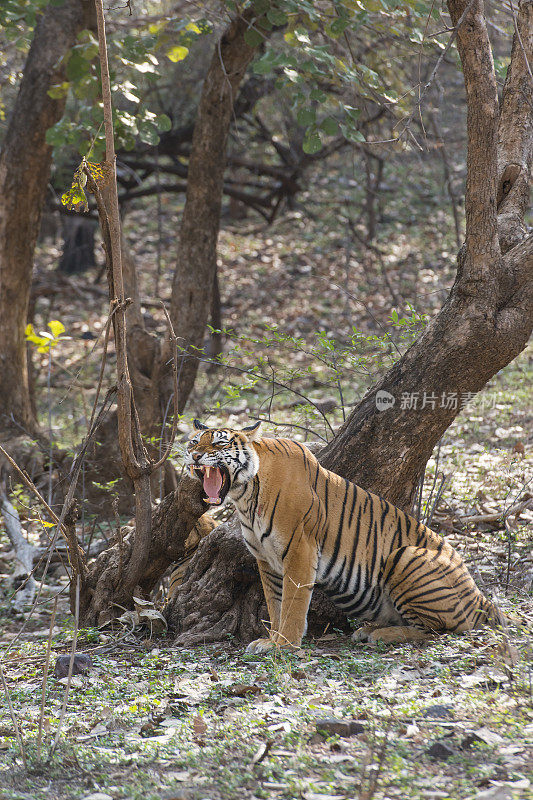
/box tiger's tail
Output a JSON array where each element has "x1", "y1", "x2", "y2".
[{"x1": 475, "y1": 593, "x2": 507, "y2": 629}]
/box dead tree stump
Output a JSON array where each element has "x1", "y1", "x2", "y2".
[{"x1": 164, "y1": 517, "x2": 350, "y2": 646}]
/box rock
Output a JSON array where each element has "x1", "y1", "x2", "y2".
[
  {"x1": 349, "y1": 721, "x2": 365, "y2": 735},
  {"x1": 462, "y1": 727, "x2": 504, "y2": 749},
  {"x1": 316, "y1": 717, "x2": 351, "y2": 737},
  {"x1": 54, "y1": 653, "x2": 93, "y2": 679},
  {"x1": 82, "y1": 794, "x2": 114, "y2": 800},
  {"x1": 469, "y1": 788, "x2": 513, "y2": 800},
  {"x1": 315, "y1": 717, "x2": 365, "y2": 737},
  {"x1": 426, "y1": 741, "x2": 456, "y2": 760},
  {"x1": 422, "y1": 704, "x2": 454, "y2": 719},
  {"x1": 471, "y1": 727, "x2": 504, "y2": 746}
]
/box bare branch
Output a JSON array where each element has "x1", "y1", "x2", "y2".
[
  {"x1": 497, "y1": 0, "x2": 533, "y2": 253},
  {"x1": 0, "y1": 492, "x2": 36, "y2": 611},
  {"x1": 447, "y1": 0, "x2": 500, "y2": 285}
]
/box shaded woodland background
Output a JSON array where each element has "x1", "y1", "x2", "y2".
[
  {"x1": 0, "y1": 1, "x2": 531, "y2": 642},
  {"x1": 0, "y1": 2, "x2": 532, "y2": 799}
]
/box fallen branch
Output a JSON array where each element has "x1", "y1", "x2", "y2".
[
  {"x1": 0, "y1": 491, "x2": 37, "y2": 612},
  {"x1": 455, "y1": 496, "x2": 532, "y2": 525}
]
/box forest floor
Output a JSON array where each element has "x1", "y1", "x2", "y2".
[{"x1": 1, "y1": 171, "x2": 532, "y2": 799}]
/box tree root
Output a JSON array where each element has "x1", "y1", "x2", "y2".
[{"x1": 77, "y1": 475, "x2": 210, "y2": 626}]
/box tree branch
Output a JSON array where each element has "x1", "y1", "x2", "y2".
[
  {"x1": 497, "y1": 0, "x2": 533, "y2": 253},
  {"x1": 0, "y1": 491, "x2": 36, "y2": 612},
  {"x1": 447, "y1": 0, "x2": 500, "y2": 287}
]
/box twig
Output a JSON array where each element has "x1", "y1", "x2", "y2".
[
  {"x1": 426, "y1": 473, "x2": 449, "y2": 529},
  {"x1": 395, "y1": 0, "x2": 477, "y2": 142},
  {"x1": 0, "y1": 663, "x2": 27, "y2": 768},
  {"x1": 509, "y1": 0, "x2": 533, "y2": 83},
  {"x1": 0, "y1": 444, "x2": 69, "y2": 540},
  {"x1": 248, "y1": 415, "x2": 328, "y2": 442},
  {"x1": 422, "y1": 439, "x2": 442, "y2": 523},
  {"x1": 152, "y1": 305, "x2": 180, "y2": 471},
  {"x1": 37, "y1": 596, "x2": 58, "y2": 758},
  {"x1": 49, "y1": 576, "x2": 80, "y2": 760},
  {"x1": 93, "y1": 0, "x2": 154, "y2": 597},
  {"x1": 457, "y1": 496, "x2": 532, "y2": 525},
  {"x1": 428, "y1": 109, "x2": 462, "y2": 248}
]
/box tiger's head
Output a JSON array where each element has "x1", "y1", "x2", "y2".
[{"x1": 184, "y1": 420, "x2": 262, "y2": 505}]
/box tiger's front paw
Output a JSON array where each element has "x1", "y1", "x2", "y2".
[
  {"x1": 352, "y1": 623, "x2": 381, "y2": 643},
  {"x1": 245, "y1": 637, "x2": 277, "y2": 654}
]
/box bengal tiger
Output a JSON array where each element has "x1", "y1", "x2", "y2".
[{"x1": 184, "y1": 420, "x2": 503, "y2": 653}]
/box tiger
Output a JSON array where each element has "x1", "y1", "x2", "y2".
[{"x1": 184, "y1": 420, "x2": 504, "y2": 653}]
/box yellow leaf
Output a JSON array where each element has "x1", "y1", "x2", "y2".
[
  {"x1": 48, "y1": 320, "x2": 66, "y2": 338},
  {"x1": 166, "y1": 45, "x2": 189, "y2": 63},
  {"x1": 85, "y1": 160, "x2": 105, "y2": 183}
]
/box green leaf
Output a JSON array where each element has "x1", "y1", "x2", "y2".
[
  {"x1": 327, "y1": 18, "x2": 349, "y2": 38},
  {"x1": 310, "y1": 88, "x2": 327, "y2": 102},
  {"x1": 253, "y1": 57, "x2": 273, "y2": 75},
  {"x1": 244, "y1": 27, "x2": 264, "y2": 47},
  {"x1": 320, "y1": 116, "x2": 338, "y2": 135},
  {"x1": 302, "y1": 128, "x2": 322, "y2": 154},
  {"x1": 266, "y1": 8, "x2": 287, "y2": 25},
  {"x1": 155, "y1": 114, "x2": 172, "y2": 132},
  {"x1": 121, "y1": 87, "x2": 140, "y2": 103},
  {"x1": 166, "y1": 45, "x2": 189, "y2": 62},
  {"x1": 66, "y1": 51, "x2": 90, "y2": 81},
  {"x1": 344, "y1": 105, "x2": 361, "y2": 120},
  {"x1": 252, "y1": 0, "x2": 269, "y2": 14},
  {"x1": 340, "y1": 123, "x2": 365, "y2": 144},
  {"x1": 138, "y1": 121, "x2": 160, "y2": 145}
]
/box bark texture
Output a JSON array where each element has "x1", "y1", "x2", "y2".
[
  {"x1": 165, "y1": 5, "x2": 267, "y2": 412},
  {"x1": 164, "y1": 0, "x2": 532, "y2": 645},
  {"x1": 0, "y1": 0, "x2": 95, "y2": 433},
  {"x1": 496, "y1": 1, "x2": 533, "y2": 253}
]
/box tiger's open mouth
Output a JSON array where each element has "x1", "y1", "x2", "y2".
[{"x1": 190, "y1": 464, "x2": 230, "y2": 505}]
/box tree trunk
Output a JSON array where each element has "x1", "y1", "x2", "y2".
[
  {"x1": 0, "y1": 0, "x2": 95, "y2": 434},
  {"x1": 78, "y1": 475, "x2": 211, "y2": 626},
  {"x1": 164, "y1": 0, "x2": 532, "y2": 645},
  {"x1": 83, "y1": 7, "x2": 269, "y2": 515},
  {"x1": 320, "y1": 0, "x2": 532, "y2": 510},
  {"x1": 163, "y1": 5, "x2": 268, "y2": 414},
  {"x1": 58, "y1": 216, "x2": 97, "y2": 274}
]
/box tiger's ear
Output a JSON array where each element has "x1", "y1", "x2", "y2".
[
  {"x1": 193, "y1": 419, "x2": 209, "y2": 431},
  {"x1": 242, "y1": 421, "x2": 261, "y2": 441}
]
